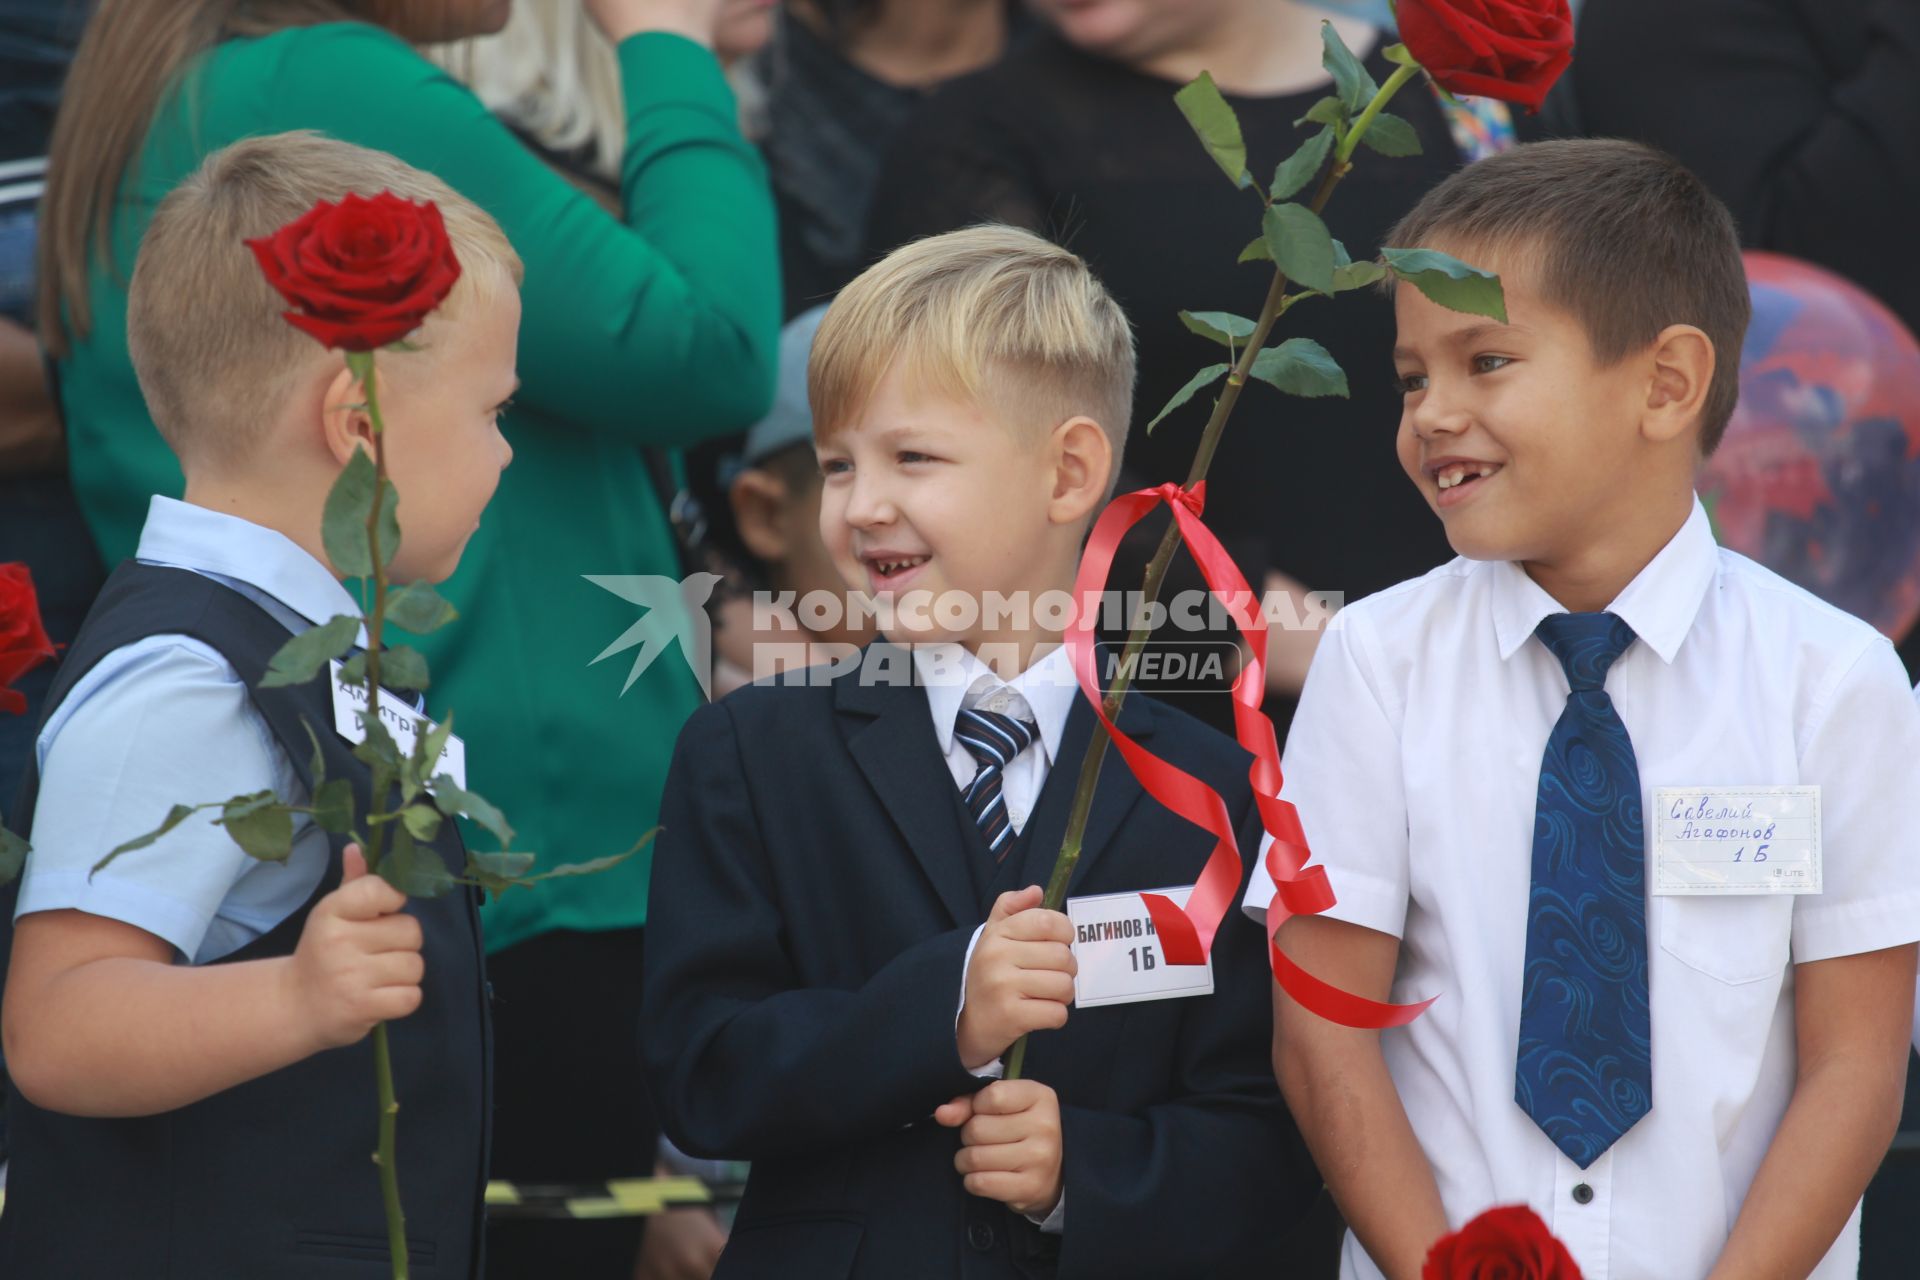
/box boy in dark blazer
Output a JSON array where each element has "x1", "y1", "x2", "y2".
[{"x1": 642, "y1": 226, "x2": 1317, "y2": 1279}]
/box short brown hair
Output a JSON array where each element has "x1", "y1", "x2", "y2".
[
  {"x1": 810, "y1": 226, "x2": 1136, "y2": 472},
  {"x1": 1385, "y1": 139, "x2": 1750, "y2": 453},
  {"x1": 127, "y1": 131, "x2": 522, "y2": 469}
]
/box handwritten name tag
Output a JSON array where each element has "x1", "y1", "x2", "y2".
[
  {"x1": 1652, "y1": 785, "x2": 1820, "y2": 896},
  {"x1": 329, "y1": 659, "x2": 468, "y2": 790},
  {"x1": 1067, "y1": 885, "x2": 1215, "y2": 1008}
]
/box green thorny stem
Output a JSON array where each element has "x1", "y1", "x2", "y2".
[
  {"x1": 343, "y1": 349, "x2": 408, "y2": 1280},
  {"x1": 1004, "y1": 62, "x2": 1421, "y2": 1082}
]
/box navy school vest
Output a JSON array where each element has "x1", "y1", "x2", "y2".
[{"x1": 0, "y1": 562, "x2": 490, "y2": 1278}]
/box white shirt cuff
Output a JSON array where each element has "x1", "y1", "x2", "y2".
[{"x1": 1025, "y1": 1190, "x2": 1064, "y2": 1233}]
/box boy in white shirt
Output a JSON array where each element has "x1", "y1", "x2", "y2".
[{"x1": 1246, "y1": 139, "x2": 1920, "y2": 1280}]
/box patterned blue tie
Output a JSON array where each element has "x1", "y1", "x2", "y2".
[
  {"x1": 954, "y1": 708, "x2": 1039, "y2": 862},
  {"x1": 1516, "y1": 612, "x2": 1652, "y2": 1169}
]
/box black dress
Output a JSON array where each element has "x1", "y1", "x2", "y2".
[{"x1": 866, "y1": 30, "x2": 1470, "y2": 728}]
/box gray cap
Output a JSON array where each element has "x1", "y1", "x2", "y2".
[{"x1": 741, "y1": 304, "x2": 831, "y2": 467}]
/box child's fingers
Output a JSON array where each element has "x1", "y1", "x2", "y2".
[
  {"x1": 971, "y1": 1079, "x2": 1049, "y2": 1116},
  {"x1": 987, "y1": 886, "x2": 1044, "y2": 926},
  {"x1": 355, "y1": 913, "x2": 425, "y2": 955},
  {"x1": 366, "y1": 983, "x2": 424, "y2": 1023},
  {"x1": 933, "y1": 1095, "x2": 976, "y2": 1128},
  {"x1": 960, "y1": 1170, "x2": 1029, "y2": 1203},
  {"x1": 1001, "y1": 938, "x2": 1077, "y2": 976},
  {"x1": 954, "y1": 1138, "x2": 1026, "y2": 1175},
  {"x1": 366, "y1": 949, "x2": 426, "y2": 991},
  {"x1": 1013, "y1": 970, "x2": 1076, "y2": 1006},
  {"x1": 958, "y1": 1110, "x2": 1029, "y2": 1148},
  {"x1": 341, "y1": 842, "x2": 367, "y2": 882},
  {"x1": 999, "y1": 908, "x2": 1075, "y2": 946},
  {"x1": 327, "y1": 872, "x2": 409, "y2": 922}
]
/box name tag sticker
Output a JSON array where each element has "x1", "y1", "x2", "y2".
[
  {"x1": 1067, "y1": 885, "x2": 1215, "y2": 1008},
  {"x1": 329, "y1": 659, "x2": 468, "y2": 790},
  {"x1": 1652, "y1": 785, "x2": 1820, "y2": 896}
]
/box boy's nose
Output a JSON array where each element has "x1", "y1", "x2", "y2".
[
  {"x1": 843, "y1": 476, "x2": 896, "y2": 527},
  {"x1": 1408, "y1": 385, "x2": 1471, "y2": 440}
]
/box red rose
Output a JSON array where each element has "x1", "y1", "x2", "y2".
[
  {"x1": 246, "y1": 191, "x2": 462, "y2": 352},
  {"x1": 1423, "y1": 1205, "x2": 1584, "y2": 1280},
  {"x1": 1398, "y1": 0, "x2": 1575, "y2": 112},
  {"x1": 0, "y1": 563, "x2": 57, "y2": 717}
]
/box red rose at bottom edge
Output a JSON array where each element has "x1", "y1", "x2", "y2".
[{"x1": 1423, "y1": 1205, "x2": 1583, "y2": 1280}]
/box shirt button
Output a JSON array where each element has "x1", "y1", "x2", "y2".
[
  {"x1": 1571, "y1": 1183, "x2": 1594, "y2": 1205},
  {"x1": 968, "y1": 1222, "x2": 995, "y2": 1251}
]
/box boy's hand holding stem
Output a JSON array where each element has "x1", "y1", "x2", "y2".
[{"x1": 285, "y1": 843, "x2": 425, "y2": 1052}]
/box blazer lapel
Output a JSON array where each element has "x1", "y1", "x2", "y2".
[
  {"x1": 837, "y1": 648, "x2": 978, "y2": 927},
  {"x1": 1018, "y1": 692, "x2": 1156, "y2": 898}
]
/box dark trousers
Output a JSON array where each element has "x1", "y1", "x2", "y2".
[{"x1": 486, "y1": 926, "x2": 656, "y2": 1278}]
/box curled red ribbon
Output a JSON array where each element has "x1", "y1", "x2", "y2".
[{"x1": 1066, "y1": 482, "x2": 1433, "y2": 1029}]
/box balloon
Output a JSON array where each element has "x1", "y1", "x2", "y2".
[{"x1": 1701, "y1": 252, "x2": 1920, "y2": 642}]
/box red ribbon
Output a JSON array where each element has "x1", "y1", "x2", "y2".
[{"x1": 1066, "y1": 482, "x2": 1433, "y2": 1029}]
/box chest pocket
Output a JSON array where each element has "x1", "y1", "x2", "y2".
[{"x1": 1655, "y1": 892, "x2": 1795, "y2": 985}]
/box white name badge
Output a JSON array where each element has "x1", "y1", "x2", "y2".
[
  {"x1": 1652, "y1": 785, "x2": 1821, "y2": 895},
  {"x1": 1067, "y1": 885, "x2": 1215, "y2": 1008},
  {"x1": 329, "y1": 659, "x2": 468, "y2": 789}
]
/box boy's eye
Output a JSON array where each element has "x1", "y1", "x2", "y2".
[
  {"x1": 1471, "y1": 354, "x2": 1513, "y2": 375},
  {"x1": 1394, "y1": 372, "x2": 1428, "y2": 395},
  {"x1": 897, "y1": 450, "x2": 935, "y2": 465},
  {"x1": 819, "y1": 457, "x2": 851, "y2": 476},
  {"x1": 490, "y1": 397, "x2": 515, "y2": 420}
]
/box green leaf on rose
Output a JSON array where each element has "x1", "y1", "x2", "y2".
[
  {"x1": 1381, "y1": 247, "x2": 1508, "y2": 322},
  {"x1": 384, "y1": 582, "x2": 457, "y2": 636},
  {"x1": 353, "y1": 717, "x2": 402, "y2": 770},
  {"x1": 1332, "y1": 259, "x2": 1389, "y2": 292},
  {"x1": 1174, "y1": 72, "x2": 1251, "y2": 188},
  {"x1": 1270, "y1": 128, "x2": 1335, "y2": 202},
  {"x1": 218, "y1": 790, "x2": 295, "y2": 862},
  {"x1": 415, "y1": 711, "x2": 454, "y2": 777},
  {"x1": 1178, "y1": 311, "x2": 1258, "y2": 348},
  {"x1": 302, "y1": 721, "x2": 328, "y2": 789},
  {"x1": 1238, "y1": 237, "x2": 1273, "y2": 265},
  {"x1": 94, "y1": 802, "x2": 209, "y2": 873},
  {"x1": 321, "y1": 449, "x2": 400, "y2": 579},
  {"x1": 1249, "y1": 338, "x2": 1350, "y2": 398},
  {"x1": 0, "y1": 826, "x2": 27, "y2": 885},
  {"x1": 430, "y1": 774, "x2": 516, "y2": 849},
  {"x1": 519, "y1": 830, "x2": 655, "y2": 883},
  {"x1": 1147, "y1": 363, "x2": 1231, "y2": 433},
  {"x1": 1383, "y1": 42, "x2": 1420, "y2": 68},
  {"x1": 1359, "y1": 112, "x2": 1422, "y2": 157},
  {"x1": 1321, "y1": 21, "x2": 1378, "y2": 113},
  {"x1": 379, "y1": 826, "x2": 456, "y2": 899},
  {"x1": 1296, "y1": 95, "x2": 1349, "y2": 131},
  {"x1": 466, "y1": 850, "x2": 539, "y2": 899},
  {"x1": 260, "y1": 614, "x2": 359, "y2": 689},
  {"x1": 400, "y1": 803, "x2": 443, "y2": 843},
  {"x1": 1263, "y1": 202, "x2": 1337, "y2": 294},
  {"x1": 310, "y1": 778, "x2": 355, "y2": 835},
  {"x1": 378, "y1": 645, "x2": 430, "y2": 692}
]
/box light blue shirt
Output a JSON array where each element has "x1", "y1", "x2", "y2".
[{"x1": 17, "y1": 497, "x2": 367, "y2": 964}]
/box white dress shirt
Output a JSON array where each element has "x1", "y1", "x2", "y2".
[
  {"x1": 1243, "y1": 499, "x2": 1920, "y2": 1280},
  {"x1": 915, "y1": 641, "x2": 1079, "y2": 1232},
  {"x1": 18, "y1": 497, "x2": 365, "y2": 962}
]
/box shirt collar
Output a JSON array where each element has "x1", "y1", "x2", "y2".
[
  {"x1": 135, "y1": 495, "x2": 366, "y2": 633},
  {"x1": 911, "y1": 642, "x2": 1079, "y2": 765},
  {"x1": 1490, "y1": 496, "x2": 1717, "y2": 664}
]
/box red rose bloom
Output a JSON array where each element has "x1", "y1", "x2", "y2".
[
  {"x1": 0, "y1": 563, "x2": 57, "y2": 716},
  {"x1": 1423, "y1": 1205, "x2": 1583, "y2": 1280},
  {"x1": 246, "y1": 191, "x2": 462, "y2": 352},
  {"x1": 1398, "y1": 0, "x2": 1575, "y2": 112}
]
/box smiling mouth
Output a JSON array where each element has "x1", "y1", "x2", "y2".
[
  {"x1": 864, "y1": 555, "x2": 930, "y2": 581},
  {"x1": 1432, "y1": 462, "x2": 1500, "y2": 493}
]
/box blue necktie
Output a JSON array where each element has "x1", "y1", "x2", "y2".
[
  {"x1": 954, "y1": 708, "x2": 1039, "y2": 862},
  {"x1": 1516, "y1": 612, "x2": 1652, "y2": 1168}
]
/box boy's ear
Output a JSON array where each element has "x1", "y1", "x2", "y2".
[
  {"x1": 1642, "y1": 324, "x2": 1715, "y2": 447},
  {"x1": 1047, "y1": 416, "x2": 1112, "y2": 526},
  {"x1": 730, "y1": 470, "x2": 793, "y2": 562},
  {"x1": 319, "y1": 361, "x2": 377, "y2": 467}
]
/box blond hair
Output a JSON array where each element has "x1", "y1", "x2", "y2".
[
  {"x1": 810, "y1": 226, "x2": 1136, "y2": 464},
  {"x1": 127, "y1": 131, "x2": 523, "y2": 469}
]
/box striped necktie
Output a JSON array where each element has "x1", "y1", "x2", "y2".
[{"x1": 954, "y1": 707, "x2": 1040, "y2": 862}]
